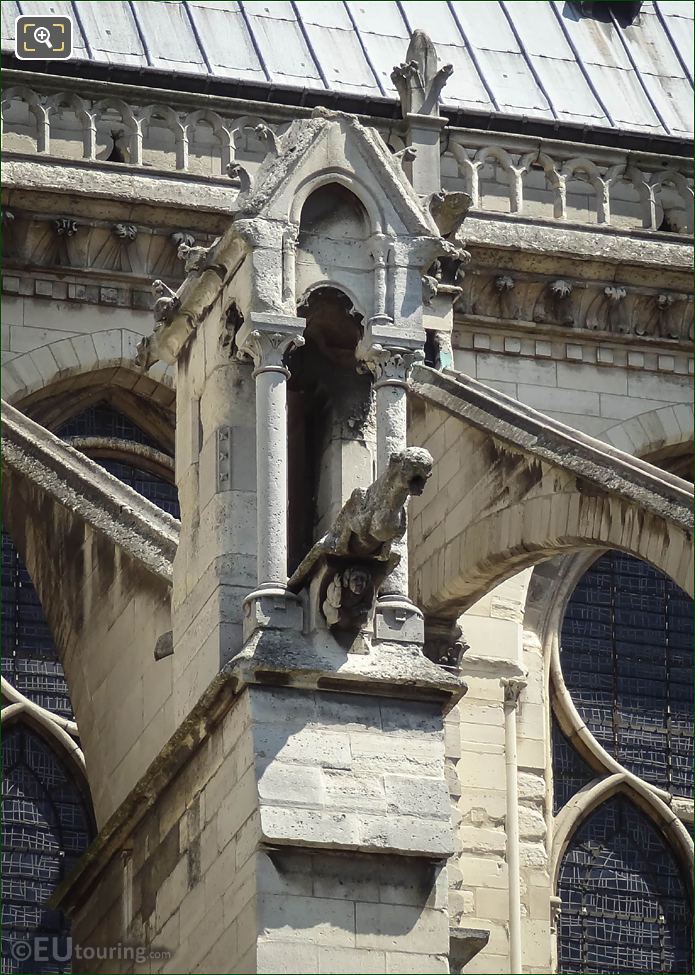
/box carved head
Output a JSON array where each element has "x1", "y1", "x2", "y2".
[
  {"x1": 389, "y1": 447, "x2": 433, "y2": 496},
  {"x1": 343, "y1": 567, "x2": 370, "y2": 597}
]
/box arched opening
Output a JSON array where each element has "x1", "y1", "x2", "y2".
[
  {"x1": 2, "y1": 723, "x2": 95, "y2": 973},
  {"x1": 287, "y1": 287, "x2": 372, "y2": 573},
  {"x1": 556, "y1": 795, "x2": 692, "y2": 974},
  {"x1": 558, "y1": 550, "x2": 693, "y2": 796}
]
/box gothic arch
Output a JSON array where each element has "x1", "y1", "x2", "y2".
[
  {"x1": 3, "y1": 329, "x2": 175, "y2": 409},
  {"x1": 290, "y1": 171, "x2": 386, "y2": 235},
  {"x1": 603, "y1": 404, "x2": 694, "y2": 461},
  {"x1": 551, "y1": 773, "x2": 693, "y2": 892}
]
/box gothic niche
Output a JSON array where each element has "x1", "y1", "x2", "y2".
[{"x1": 287, "y1": 286, "x2": 373, "y2": 574}]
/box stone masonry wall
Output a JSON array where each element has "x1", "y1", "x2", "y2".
[{"x1": 71, "y1": 681, "x2": 454, "y2": 974}]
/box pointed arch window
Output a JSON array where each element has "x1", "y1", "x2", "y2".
[
  {"x1": 1, "y1": 725, "x2": 93, "y2": 973},
  {"x1": 559, "y1": 551, "x2": 693, "y2": 795},
  {"x1": 557, "y1": 796, "x2": 692, "y2": 974}
]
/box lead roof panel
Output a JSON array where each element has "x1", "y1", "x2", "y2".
[{"x1": 3, "y1": 0, "x2": 692, "y2": 138}]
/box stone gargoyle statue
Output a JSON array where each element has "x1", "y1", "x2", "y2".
[
  {"x1": 288, "y1": 448, "x2": 433, "y2": 636},
  {"x1": 321, "y1": 446, "x2": 433, "y2": 561}
]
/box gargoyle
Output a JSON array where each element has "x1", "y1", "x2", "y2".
[
  {"x1": 152, "y1": 279, "x2": 181, "y2": 325},
  {"x1": 226, "y1": 162, "x2": 252, "y2": 193},
  {"x1": 429, "y1": 190, "x2": 472, "y2": 240},
  {"x1": 323, "y1": 447, "x2": 433, "y2": 560},
  {"x1": 177, "y1": 242, "x2": 211, "y2": 274},
  {"x1": 391, "y1": 30, "x2": 453, "y2": 118},
  {"x1": 288, "y1": 448, "x2": 433, "y2": 636}
]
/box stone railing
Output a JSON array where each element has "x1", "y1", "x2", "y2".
[
  {"x1": 443, "y1": 132, "x2": 693, "y2": 234},
  {"x1": 2, "y1": 81, "x2": 693, "y2": 235},
  {"x1": 1, "y1": 83, "x2": 280, "y2": 179}
]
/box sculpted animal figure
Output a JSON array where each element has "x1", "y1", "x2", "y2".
[{"x1": 324, "y1": 447, "x2": 433, "y2": 560}]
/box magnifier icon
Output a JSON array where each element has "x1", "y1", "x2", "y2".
[{"x1": 33, "y1": 26, "x2": 53, "y2": 49}]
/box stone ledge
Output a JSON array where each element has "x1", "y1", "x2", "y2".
[{"x1": 231, "y1": 628, "x2": 467, "y2": 711}]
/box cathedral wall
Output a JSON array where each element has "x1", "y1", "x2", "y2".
[{"x1": 452, "y1": 333, "x2": 693, "y2": 447}]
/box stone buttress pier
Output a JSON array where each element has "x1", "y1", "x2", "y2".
[{"x1": 52, "y1": 106, "x2": 470, "y2": 974}]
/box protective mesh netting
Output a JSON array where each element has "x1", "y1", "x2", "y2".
[
  {"x1": 559, "y1": 551, "x2": 693, "y2": 796},
  {"x1": 1, "y1": 728, "x2": 92, "y2": 973},
  {"x1": 557, "y1": 796, "x2": 692, "y2": 974}
]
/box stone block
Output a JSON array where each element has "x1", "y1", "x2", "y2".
[
  {"x1": 317, "y1": 947, "x2": 386, "y2": 973},
  {"x1": 255, "y1": 724, "x2": 352, "y2": 771},
  {"x1": 258, "y1": 762, "x2": 325, "y2": 807},
  {"x1": 355, "y1": 903, "x2": 448, "y2": 954},
  {"x1": 260, "y1": 806, "x2": 361, "y2": 848},
  {"x1": 260, "y1": 893, "x2": 355, "y2": 946},
  {"x1": 323, "y1": 769, "x2": 387, "y2": 815},
  {"x1": 385, "y1": 951, "x2": 448, "y2": 973},
  {"x1": 258, "y1": 941, "x2": 319, "y2": 974},
  {"x1": 383, "y1": 774, "x2": 451, "y2": 820}
]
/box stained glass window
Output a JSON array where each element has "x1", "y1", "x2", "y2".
[
  {"x1": 1, "y1": 727, "x2": 93, "y2": 974},
  {"x1": 55, "y1": 402, "x2": 163, "y2": 452},
  {"x1": 560, "y1": 551, "x2": 694, "y2": 796},
  {"x1": 552, "y1": 721, "x2": 597, "y2": 814},
  {"x1": 2, "y1": 533, "x2": 73, "y2": 721},
  {"x1": 557, "y1": 796, "x2": 692, "y2": 975}
]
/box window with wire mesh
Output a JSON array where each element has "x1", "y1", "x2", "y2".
[
  {"x1": 2, "y1": 533, "x2": 73, "y2": 721},
  {"x1": 557, "y1": 795, "x2": 692, "y2": 975},
  {"x1": 96, "y1": 458, "x2": 180, "y2": 518},
  {"x1": 559, "y1": 551, "x2": 693, "y2": 796},
  {"x1": 552, "y1": 720, "x2": 598, "y2": 813},
  {"x1": 55, "y1": 402, "x2": 164, "y2": 452},
  {"x1": 1, "y1": 726, "x2": 93, "y2": 974}
]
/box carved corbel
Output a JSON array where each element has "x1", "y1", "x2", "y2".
[
  {"x1": 113, "y1": 222, "x2": 137, "y2": 241},
  {"x1": 586, "y1": 286, "x2": 629, "y2": 333},
  {"x1": 55, "y1": 217, "x2": 78, "y2": 237},
  {"x1": 424, "y1": 618, "x2": 469, "y2": 668},
  {"x1": 533, "y1": 278, "x2": 575, "y2": 326}
]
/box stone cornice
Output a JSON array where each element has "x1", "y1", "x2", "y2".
[{"x1": 1, "y1": 400, "x2": 179, "y2": 582}]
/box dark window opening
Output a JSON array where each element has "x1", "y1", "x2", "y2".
[
  {"x1": 559, "y1": 551, "x2": 693, "y2": 796},
  {"x1": 1, "y1": 726, "x2": 94, "y2": 974},
  {"x1": 557, "y1": 796, "x2": 692, "y2": 974}
]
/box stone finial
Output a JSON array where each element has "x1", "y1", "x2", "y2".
[{"x1": 391, "y1": 30, "x2": 453, "y2": 118}]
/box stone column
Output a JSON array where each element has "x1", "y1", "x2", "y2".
[
  {"x1": 236, "y1": 312, "x2": 305, "y2": 637},
  {"x1": 358, "y1": 328, "x2": 424, "y2": 643},
  {"x1": 502, "y1": 676, "x2": 527, "y2": 975}
]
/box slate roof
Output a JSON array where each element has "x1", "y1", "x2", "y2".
[{"x1": 2, "y1": 1, "x2": 693, "y2": 138}]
